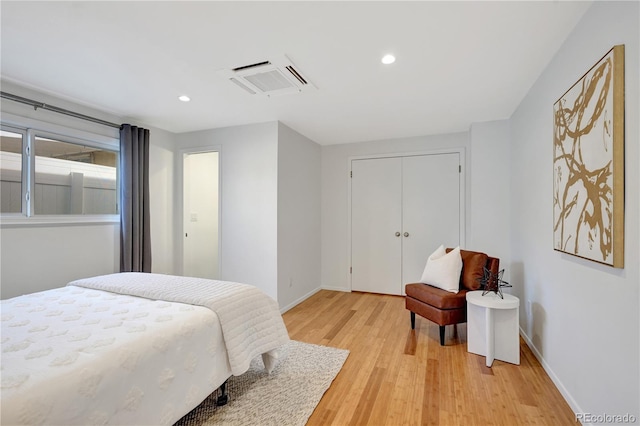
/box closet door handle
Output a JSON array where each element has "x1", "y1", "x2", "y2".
[
  {"x1": 404, "y1": 232, "x2": 410, "y2": 237},
  {"x1": 395, "y1": 232, "x2": 401, "y2": 237}
]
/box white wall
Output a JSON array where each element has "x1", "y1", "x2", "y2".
[
  {"x1": 147, "y1": 123, "x2": 176, "y2": 276},
  {"x1": 277, "y1": 122, "x2": 321, "y2": 311},
  {"x1": 175, "y1": 122, "x2": 279, "y2": 300},
  {"x1": 320, "y1": 132, "x2": 473, "y2": 291},
  {"x1": 0, "y1": 224, "x2": 119, "y2": 298},
  {"x1": 510, "y1": 1, "x2": 639, "y2": 420},
  {"x1": 469, "y1": 120, "x2": 511, "y2": 279},
  {"x1": 0, "y1": 81, "x2": 177, "y2": 297}
]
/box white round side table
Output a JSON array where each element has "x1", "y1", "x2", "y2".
[{"x1": 466, "y1": 291, "x2": 520, "y2": 367}]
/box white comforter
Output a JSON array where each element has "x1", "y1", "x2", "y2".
[{"x1": 69, "y1": 273, "x2": 290, "y2": 375}]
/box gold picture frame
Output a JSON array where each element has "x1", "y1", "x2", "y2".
[{"x1": 553, "y1": 45, "x2": 625, "y2": 267}]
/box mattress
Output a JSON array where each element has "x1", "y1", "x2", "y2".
[{"x1": 1, "y1": 285, "x2": 232, "y2": 425}]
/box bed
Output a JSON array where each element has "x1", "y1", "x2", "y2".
[{"x1": 1, "y1": 272, "x2": 290, "y2": 425}]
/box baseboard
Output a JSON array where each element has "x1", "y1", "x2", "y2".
[
  {"x1": 280, "y1": 287, "x2": 322, "y2": 314},
  {"x1": 519, "y1": 327, "x2": 585, "y2": 424},
  {"x1": 320, "y1": 285, "x2": 351, "y2": 293}
]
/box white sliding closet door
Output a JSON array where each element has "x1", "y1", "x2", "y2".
[
  {"x1": 351, "y1": 153, "x2": 461, "y2": 295},
  {"x1": 351, "y1": 157, "x2": 403, "y2": 294}
]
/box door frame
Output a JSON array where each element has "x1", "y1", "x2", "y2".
[
  {"x1": 347, "y1": 148, "x2": 466, "y2": 292},
  {"x1": 177, "y1": 145, "x2": 222, "y2": 277}
]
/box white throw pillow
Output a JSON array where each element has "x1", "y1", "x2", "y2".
[{"x1": 419, "y1": 245, "x2": 463, "y2": 293}]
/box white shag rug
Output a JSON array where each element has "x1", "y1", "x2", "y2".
[{"x1": 174, "y1": 340, "x2": 349, "y2": 426}]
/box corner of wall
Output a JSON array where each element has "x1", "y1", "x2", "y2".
[{"x1": 276, "y1": 124, "x2": 322, "y2": 309}]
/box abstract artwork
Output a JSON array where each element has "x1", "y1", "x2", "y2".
[{"x1": 553, "y1": 45, "x2": 625, "y2": 267}]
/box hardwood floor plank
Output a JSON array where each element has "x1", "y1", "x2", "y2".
[
  {"x1": 403, "y1": 330, "x2": 418, "y2": 355},
  {"x1": 348, "y1": 366, "x2": 386, "y2": 425},
  {"x1": 324, "y1": 309, "x2": 357, "y2": 340},
  {"x1": 421, "y1": 358, "x2": 440, "y2": 425},
  {"x1": 282, "y1": 290, "x2": 577, "y2": 425},
  {"x1": 365, "y1": 301, "x2": 387, "y2": 326}
]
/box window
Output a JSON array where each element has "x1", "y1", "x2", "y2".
[
  {"x1": 33, "y1": 135, "x2": 118, "y2": 215},
  {"x1": 0, "y1": 127, "x2": 26, "y2": 214},
  {"x1": 0, "y1": 122, "x2": 119, "y2": 221}
]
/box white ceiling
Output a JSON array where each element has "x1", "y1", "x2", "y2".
[{"x1": 0, "y1": 1, "x2": 591, "y2": 145}]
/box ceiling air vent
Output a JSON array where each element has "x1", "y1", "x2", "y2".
[{"x1": 219, "y1": 55, "x2": 316, "y2": 96}]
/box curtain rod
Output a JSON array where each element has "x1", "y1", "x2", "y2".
[{"x1": 0, "y1": 91, "x2": 121, "y2": 129}]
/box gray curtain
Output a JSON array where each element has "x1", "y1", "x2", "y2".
[{"x1": 120, "y1": 124, "x2": 151, "y2": 272}]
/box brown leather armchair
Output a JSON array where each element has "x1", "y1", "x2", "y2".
[{"x1": 405, "y1": 248, "x2": 499, "y2": 346}]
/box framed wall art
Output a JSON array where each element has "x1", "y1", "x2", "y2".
[{"x1": 553, "y1": 45, "x2": 625, "y2": 267}]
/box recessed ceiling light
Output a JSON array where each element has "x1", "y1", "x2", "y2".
[
  {"x1": 178, "y1": 95, "x2": 191, "y2": 102},
  {"x1": 381, "y1": 54, "x2": 396, "y2": 65}
]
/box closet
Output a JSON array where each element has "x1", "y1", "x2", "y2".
[{"x1": 350, "y1": 152, "x2": 462, "y2": 295}]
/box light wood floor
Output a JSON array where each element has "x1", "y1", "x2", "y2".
[{"x1": 282, "y1": 290, "x2": 577, "y2": 426}]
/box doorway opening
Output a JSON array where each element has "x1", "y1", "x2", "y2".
[{"x1": 182, "y1": 150, "x2": 220, "y2": 279}]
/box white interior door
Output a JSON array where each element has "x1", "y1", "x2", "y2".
[
  {"x1": 351, "y1": 153, "x2": 462, "y2": 295},
  {"x1": 351, "y1": 157, "x2": 402, "y2": 294},
  {"x1": 401, "y1": 154, "x2": 461, "y2": 287},
  {"x1": 183, "y1": 151, "x2": 220, "y2": 279}
]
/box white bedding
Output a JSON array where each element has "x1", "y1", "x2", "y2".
[
  {"x1": 1, "y1": 273, "x2": 290, "y2": 426},
  {"x1": 1, "y1": 286, "x2": 230, "y2": 425},
  {"x1": 69, "y1": 273, "x2": 290, "y2": 375}
]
